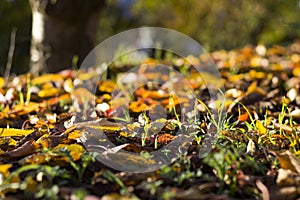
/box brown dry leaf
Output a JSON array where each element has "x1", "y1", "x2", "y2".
[
  {"x1": 277, "y1": 150, "x2": 300, "y2": 174},
  {"x1": 0, "y1": 128, "x2": 34, "y2": 137},
  {"x1": 3, "y1": 139, "x2": 40, "y2": 158}
]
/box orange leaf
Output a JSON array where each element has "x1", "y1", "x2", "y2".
[{"x1": 238, "y1": 112, "x2": 249, "y2": 122}]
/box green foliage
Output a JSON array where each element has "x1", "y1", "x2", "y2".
[{"x1": 99, "y1": 0, "x2": 300, "y2": 51}]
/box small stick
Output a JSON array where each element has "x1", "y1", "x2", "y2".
[{"x1": 4, "y1": 27, "x2": 17, "y2": 85}]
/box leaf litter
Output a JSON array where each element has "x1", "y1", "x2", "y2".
[{"x1": 2, "y1": 42, "x2": 300, "y2": 199}]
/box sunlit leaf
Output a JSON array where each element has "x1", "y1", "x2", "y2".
[
  {"x1": 0, "y1": 77, "x2": 4, "y2": 88},
  {"x1": 228, "y1": 74, "x2": 244, "y2": 82},
  {"x1": 0, "y1": 128, "x2": 34, "y2": 137},
  {"x1": 255, "y1": 120, "x2": 267, "y2": 135},
  {"x1": 54, "y1": 144, "x2": 85, "y2": 161},
  {"x1": 238, "y1": 112, "x2": 248, "y2": 122},
  {"x1": 38, "y1": 87, "x2": 61, "y2": 98},
  {"x1": 0, "y1": 164, "x2": 12, "y2": 178},
  {"x1": 99, "y1": 80, "x2": 116, "y2": 93},
  {"x1": 249, "y1": 70, "x2": 266, "y2": 79},
  {"x1": 293, "y1": 67, "x2": 300, "y2": 77},
  {"x1": 129, "y1": 99, "x2": 150, "y2": 113},
  {"x1": 157, "y1": 134, "x2": 174, "y2": 144},
  {"x1": 246, "y1": 81, "x2": 266, "y2": 95},
  {"x1": 68, "y1": 130, "x2": 83, "y2": 140},
  {"x1": 12, "y1": 102, "x2": 41, "y2": 115},
  {"x1": 31, "y1": 74, "x2": 63, "y2": 85}
]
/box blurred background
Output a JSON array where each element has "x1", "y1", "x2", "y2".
[{"x1": 1, "y1": 0, "x2": 300, "y2": 75}]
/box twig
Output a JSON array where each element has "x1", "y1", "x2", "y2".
[{"x1": 4, "y1": 27, "x2": 17, "y2": 85}]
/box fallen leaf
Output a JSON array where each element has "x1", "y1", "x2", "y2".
[
  {"x1": 3, "y1": 139, "x2": 40, "y2": 158},
  {"x1": 238, "y1": 112, "x2": 249, "y2": 122},
  {"x1": 0, "y1": 128, "x2": 34, "y2": 137},
  {"x1": 0, "y1": 77, "x2": 4, "y2": 88},
  {"x1": 256, "y1": 120, "x2": 267, "y2": 135},
  {"x1": 38, "y1": 87, "x2": 61, "y2": 98},
  {"x1": 99, "y1": 80, "x2": 116, "y2": 93},
  {"x1": 31, "y1": 74, "x2": 63, "y2": 85},
  {"x1": 276, "y1": 150, "x2": 300, "y2": 174},
  {"x1": 54, "y1": 144, "x2": 85, "y2": 161},
  {"x1": 0, "y1": 164, "x2": 12, "y2": 178}
]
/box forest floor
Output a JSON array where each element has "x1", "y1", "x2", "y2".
[{"x1": 2, "y1": 42, "x2": 300, "y2": 200}]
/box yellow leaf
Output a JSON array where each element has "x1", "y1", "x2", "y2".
[
  {"x1": 13, "y1": 102, "x2": 41, "y2": 115},
  {"x1": 36, "y1": 134, "x2": 51, "y2": 148},
  {"x1": 0, "y1": 77, "x2": 4, "y2": 88},
  {"x1": 228, "y1": 74, "x2": 244, "y2": 82},
  {"x1": 78, "y1": 72, "x2": 98, "y2": 81},
  {"x1": 0, "y1": 128, "x2": 34, "y2": 137},
  {"x1": 246, "y1": 81, "x2": 266, "y2": 95},
  {"x1": 99, "y1": 80, "x2": 116, "y2": 93},
  {"x1": 249, "y1": 70, "x2": 266, "y2": 79},
  {"x1": 293, "y1": 67, "x2": 300, "y2": 77},
  {"x1": 31, "y1": 74, "x2": 63, "y2": 85},
  {"x1": 68, "y1": 130, "x2": 83, "y2": 140},
  {"x1": 256, "y1": 120, "x2": 267, "y2": 135},
  {"x1": 38, "y1": 88, "x2": 61, "y2": 98},
  {"x1": 0, "y1": 164, "x2": 12, "y2": 177},
  {"x1": 54, "y1": 144, "x2": 85, "y2": 161}
]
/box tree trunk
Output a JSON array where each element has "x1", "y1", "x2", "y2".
[{"x1": 29, "y1": 0, "x2": 105, "y2": 74}]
